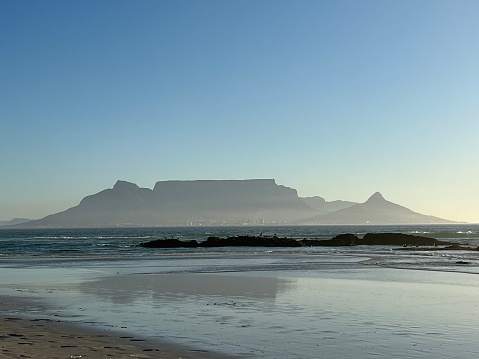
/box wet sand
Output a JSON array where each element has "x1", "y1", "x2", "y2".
[
  {"x1": 0, "y1": 314, "x2": 230, "y2": 359},
  {"x1": 2, "y1": 254, "x2": 479, "y2": 358}
]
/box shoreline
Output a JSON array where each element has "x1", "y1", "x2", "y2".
[
  {"x1": 0, "y1": 288, "x2": 237, "y2": 359},
  {"x1": 0, "y1": 310, "x2": 235, "y2": 359},
  {"x1": 1, "y1": 245, "x2": 478, "y2": 358}
]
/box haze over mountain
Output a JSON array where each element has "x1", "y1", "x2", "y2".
[
  {"x1": 16, "y1": 179, "x2": 457, "y2": 228},
  {"x1": 300, "y1": 192, "x2": 456, "y2": 225},
  {"x1": 301, "y1": 196, "x2": 357, "y2": 216},
  {"x1": 24, "y1": 180, "x2": 313, "y2": 227},
  {"x1": 0, "y1": 218, "x2": 32, "y2": 227}
]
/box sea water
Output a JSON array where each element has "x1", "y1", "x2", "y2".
[
  {"x1": 1, "y1": 224, "x2": 478, "y2": 257},
  {"x1": 1, "y1": 225, "x2": 478, "y2": 273},
  {"x1": 0, "y1": 225, "x2": 478, "y2": 358}
]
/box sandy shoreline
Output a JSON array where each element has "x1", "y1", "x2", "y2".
[
  {"x1": 1, "y1": 251, "x2": 479, "y2": 358},
  {"x1": 0, "y1": 313, "x2": 233, "y2": 359}
]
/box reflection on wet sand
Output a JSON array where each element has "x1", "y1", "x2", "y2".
[
  {"x1": 73, "y1": 269, "x2": 479, "y2": 358},
  {"x1": 4, "y1": 253, "x2": 479, "y2": 358},
  {"x1": 79, "y1": 273, "x2": 293, "y2": 304}
]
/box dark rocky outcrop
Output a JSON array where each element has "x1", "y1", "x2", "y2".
[
  {"x1": 139, "y1": 232, "x2": 457, "y2": 249},
  {"x1": 300, "y1": 233, "x2": 454, "y2": 247},
  {"x1": 359, "y1": 233, "x2": 453, "y2": 246},
  {"x1": 139, "y1": 235, "x2": 302, "y2": 248},
  {"x1": 200, "y1": 235, "x2": 301, "y2": 247},
  {"x1": 299, "y1": 233, "x2": 359, "y2": 246},
  {"x1": 139, "y1": 238, "x2": 199, "y2": 248}
]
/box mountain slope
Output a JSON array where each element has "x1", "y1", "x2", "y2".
[
  {"x1": 0, "y1": 218, "x2": 33, "y2": 227},
  {"x1": 300, "y1": 192, "x2": 456, "y2": 224},
  {"x1": 301, "y1": 196, "x2": 356, "y2": 215},
  {"x1": 23, "y1": 179, "x2": 316, "y2": 227},
  {"x1": 18, "y1": 183, "x2": 458, "y2": 228}
]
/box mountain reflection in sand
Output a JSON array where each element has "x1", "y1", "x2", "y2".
[{"x1": 79, "y1": 273, "x2": 292, "y2": 304}]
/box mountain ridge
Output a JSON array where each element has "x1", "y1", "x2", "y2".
[
  {"x1": 0, "y1": 218, "x2": 33, "y2": 227},
  {"x1": 300, "y1": 192, "x2": 456, "y2": 225},
  {"x1": 16, "y1": 180, "x2": 458, "y2": 228}
]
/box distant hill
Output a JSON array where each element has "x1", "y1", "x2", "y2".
[
  {"x1": 0, "y1": 218, "x2": 32, "y2": 227},
  {"x1": 18, "y1": 181, "x2": 457, "y2": 228},
  {"x1": 301, "y1": 196, "x2": 356, "y2": 215},
  {"x1": 300, "y1": 192, "x2": 456, "y2": 225}
]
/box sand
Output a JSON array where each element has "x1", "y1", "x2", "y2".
[
  {"x1": 0, "y1": 314, "x2": 230, "y2": 359},
  {"x1": 2, "y1": 253, "x2": 479, "y2": 358}
]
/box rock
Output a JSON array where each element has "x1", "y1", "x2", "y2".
[
  {"x1": 300, "y1": 233, "x2": 453, "y2": 247},
  {"x1": 139, "y1": 232, "x2": 458, "y2": 249},
  {"x1": 199, "y1": 235, "x2": 302, "y2": 247},
  {"x1": 139, "y1": 235, "x2": 302, "y2": 248},
  {"x1": 139, "y1": 238, "x2": 199, "y2": 248},
  {"x1": 300, "y1": 233, "x2": 359, "y2": 246},
  {"x1": 359, "y1": 233, "x2": 452, "y2": 246}
]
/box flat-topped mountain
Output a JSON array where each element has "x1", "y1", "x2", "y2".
[
  {"x1": 19, "y1": 181, "x2": 457, "y2": 228},
  {"x1": 25, "y1": 179, "x2": 315, "y2": 227},
  {"x1": 300, "y1": 192, "x2": 455, "y2": 225}
]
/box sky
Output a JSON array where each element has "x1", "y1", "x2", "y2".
[{"x1": 1, "y1": 0, "x2": 478, "y2": 223}]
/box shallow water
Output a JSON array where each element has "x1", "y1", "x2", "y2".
[
  {"x1": 1, "y1": 225, "x2": 478, "y2": 358},
  {"x1": 1, "y1": 252, "x2": 479, "y2": 358}
]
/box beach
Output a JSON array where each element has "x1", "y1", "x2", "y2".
[
  {"x1": 1, "y1": 253, "x2": 479, "y2": 358},
  {"x1": 1, "y1": 226, "x2": 479, "y2": 358},
  {"x1": 0, "y1": 314, "x2": 227, "y2": 359}
]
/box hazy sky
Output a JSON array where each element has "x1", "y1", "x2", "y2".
[{"x1": 1, "y1": 0, "x2": 478, "y2": 223}]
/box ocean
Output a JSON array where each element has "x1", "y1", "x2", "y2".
[
  {"x1": 1, "y1": 223, "x2": 478, "y2": 256},
  {"x1": 1, "y1": 225, "x2": 479, "y2": 358},
  {"x1": 1, "y1": 225, "x2": 478, "y2": 272}
]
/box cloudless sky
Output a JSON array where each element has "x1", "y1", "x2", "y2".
[{"x1": 1, "y1": 0, "x2": 478, "y2": 222}]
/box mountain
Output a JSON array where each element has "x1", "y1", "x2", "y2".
[
  {"x1": 0, "y1": 218, "x2": 33, "y2": 227},
  {"x1": 301, "y1": 196, "x2": 356, "y2": 215},
  {"x1": 23, "y1": 179, "x2": 316, "y2": 227},
  {"x1": 18, "y1": 181, "x2": 457, "y2": 228},
  {"x1": 300, "y1": 192, "x2": 455, "y2": 225}
]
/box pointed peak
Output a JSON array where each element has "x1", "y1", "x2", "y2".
[{"x1": 366, "y1": 192, "x2": 385, "y2": 202}]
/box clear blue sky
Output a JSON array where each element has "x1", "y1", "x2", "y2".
[{"x1": 1, "y1": 0, "x2": 478, "y2": 222}]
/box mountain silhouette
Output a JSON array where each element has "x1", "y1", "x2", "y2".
[
  {"x1": 25, "y1": 179, "x2": 315, "y2": 227},
  {"x1": 0, "y1": 218, "x2": 32, "y2": 227},
  {"x1": 19, "y1": 182, "x2": 457, "y2": 228},
  {"x1": 301, "y1": 196, "x2": 356, "y2": 215},
  {"x1": 300, "y1": 192, "x2": 455, "y2": 224}
]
